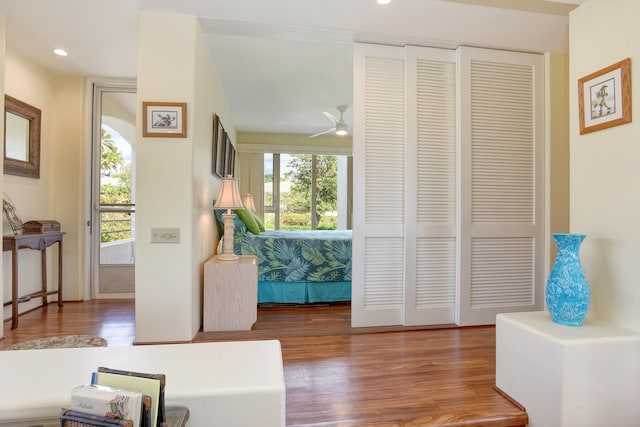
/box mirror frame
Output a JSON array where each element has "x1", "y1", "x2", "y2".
[{"x1": 4, "y1": 94, "x2": 41, "y2": 178}]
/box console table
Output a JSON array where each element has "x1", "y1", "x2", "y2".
[{"x1": 2, "y1": 232, "x2": 64, "y2": 329}]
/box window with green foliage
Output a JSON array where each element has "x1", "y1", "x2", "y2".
[{"x1": 264, "y1": 153, "x2": 341, "y2": 231}]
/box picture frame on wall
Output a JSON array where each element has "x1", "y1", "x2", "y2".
[
  {"x1": 227, "y1": 143, "x2": 236, "y2": 177},
  {"x1": 219, "y1": 129, "x2": 227, "y2": 177},
  {"x1": 212, "y1": 114, "x2": 226, "y2": 177},
  {"x1": 224, "y1": 133, "x2": 236, "y2": 177},
  {"x1": 578, "y1": 58, "x2": 632, "y2": 135},
  {"x1": 142, "y1": 102, "x2": 187, "y2": 137}
]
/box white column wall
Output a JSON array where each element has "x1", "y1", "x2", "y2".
[
  {"x1": 570, "y1": 0, "x2": 640, "y2": 331},
  {"x1": 135, "y1": 11, "x2": 234, "y2": 342}
]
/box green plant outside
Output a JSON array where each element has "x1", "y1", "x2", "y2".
[{"x1": 100, "y1": 128, "x2": 132, "y2": 243}]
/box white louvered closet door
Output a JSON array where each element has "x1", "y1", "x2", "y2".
[
  {"x1": 456, "y1": 47, "x2": 545, "y2": 326},
  {"x1": 403, "y1": 46, "x2": 457, "y2": 326},
  {"x1": 352, "y1": 43, "x2": 406, "y2": 327}
]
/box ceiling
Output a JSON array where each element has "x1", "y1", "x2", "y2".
[{"x1": 0, "y1": 0, "x2": 583, "y2": 137}]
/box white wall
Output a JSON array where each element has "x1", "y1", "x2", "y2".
[
  {"x1": 545, "y1": 52, "x2": 571, "y2": 270},
  {"x1": 570, "y1": 0, "x2": 640, "y2": 330},
  {"x1": 190, "y1": 17, "x2": 235, "y2": 338},
  {"x1": 1, "y1": 48, "x2": 86, "y2": 321},
  {"x1": 50, "y1": 74, "x2": 87, "y2": 302},
  {"x1": 2, "y1": 49, "x2": 56, "y2": 318},
  {"x1": 135, "y1": 12, "x2": 233, "y2": 343}
]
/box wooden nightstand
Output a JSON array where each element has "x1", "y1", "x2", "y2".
[{"x1": 203, "y1": 255, "x2": 258, "y2": 331}]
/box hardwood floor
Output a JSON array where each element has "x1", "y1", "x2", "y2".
[
  {"x1": 0, "y1": 299, "x2": 136, "y2": 348},
  {"x1": 1, "y1": 300, "x2": 527, "y2": 427}
]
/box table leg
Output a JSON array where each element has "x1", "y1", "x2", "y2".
[
  {"x1": 11, "y1": 241, "x2": 18, "y2": 330},
  {"x1": 41, "y1": 248, "x2": 48, "y2": 306},
  {"x1": 57, "y1": 240, "x2": 63, "y2": 307}
]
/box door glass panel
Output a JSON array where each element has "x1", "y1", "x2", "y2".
[
  {"x1": 94, "y1": 88, "x2": 137, "y2": 296},
  {"x1": 99, "y1": 124, "x2": 134, "y2": 265}
]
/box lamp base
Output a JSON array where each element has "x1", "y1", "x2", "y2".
[
  {"x1": 216, "y1": 253, "x2": 239, "y2": 262},
  {"x1": 218, "y1": 212, "x2": 239, "y2": 262}
]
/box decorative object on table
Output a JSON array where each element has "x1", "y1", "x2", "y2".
[
  {"x1": 94, "y1": 366, "x2": 166, "y2": 427},
  {"x1": 142, "y1": 101, "x2": 187, "y2": 138},
  {"x1": 1, "y1": 335, "x2": 107, "y2": 351},
  {"x1": 2, "y1": 192, "x2": 23, "y2": 235},
  {"x1": 578, "y1": 57, "x2": 631, "y2": 135},
  {"x1": 68, "y1": 384, "x2": 144, "y2": 427},
  {"x1": 243, "y1": 193, "x2": 257, "y2": 213},
  {"x1": 545, "y1": 233, "x2": 590, "y2": 326},
  {"x1": 22, "y1": 219, "x2": 61, "y2": 234},
  {"x1": 213, "y1": 175, "x2": 244, "y2": 262}
]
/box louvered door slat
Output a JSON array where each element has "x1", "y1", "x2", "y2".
[
  {"x1": 352, "y1": 43, "x2": 405, "y2": 327},
  {"x1": 457, "y1": 47, "x2": 545, "y2": 326},
  {"x1": 404, "y1": 46, "x2": 457, "y2": 326}
]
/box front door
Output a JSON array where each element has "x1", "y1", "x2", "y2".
[{"x1": 91, "y1": 83, "x2": 137, "y2": 298}]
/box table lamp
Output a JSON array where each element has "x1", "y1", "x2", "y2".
[
  {"x1": 213, "y1": 175, "x2": 244, "y2": 261},
  {"x1": 243, "y1": 193, "x2": 256, "y2": 213}
]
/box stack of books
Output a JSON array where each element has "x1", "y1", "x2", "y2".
[{"x1": 59, "y1": 367, "x2": 166, "y2": 427}]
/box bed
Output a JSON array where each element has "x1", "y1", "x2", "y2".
[{"x1": 215, "y1": 209, "x2": 352, "y2": 304}]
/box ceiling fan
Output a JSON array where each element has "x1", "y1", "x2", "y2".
[{"x1": 310, "y1": 105, "x2": 350, "y2": 138}]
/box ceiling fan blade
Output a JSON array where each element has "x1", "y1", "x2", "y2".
[
  {"x1": 309, "y1": 128, "x2": 336, "y2": 138},
  {"x1": 323, "y1": 111, "x2": 340, "y2": 124}
]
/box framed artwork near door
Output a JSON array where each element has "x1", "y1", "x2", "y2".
[
  {"x1": 578, "y1": 58, "x2": 631, "y2": 135},
  {"x1": 142, "y1": 101, "x2": 187, "y2": 137}
]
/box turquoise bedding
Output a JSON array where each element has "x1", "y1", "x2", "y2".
[
  {"x1": 215, "y1": 208, "x2": 352, "y2": 303},
  {"x1": 238, "y1": 230, "x2": 352, "y2": 283}
]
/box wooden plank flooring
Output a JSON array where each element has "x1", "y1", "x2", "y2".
[{"x1": 1, "y1": 300, "x2": 527, "y2": 427}]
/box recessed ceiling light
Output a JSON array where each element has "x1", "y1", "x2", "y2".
[
  {"x1": 53, "y1": 49, "x2": 68, "y2": 57},
  {"x1": 377, "y1": 0, "x2": 391, "y2": 4}
]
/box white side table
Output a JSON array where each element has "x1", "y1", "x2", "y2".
[
  {"x1": 203, "y1": 255, "x2": 258, "y2": 331},
  {"x1": 496, "y1": 311, "x2": 640, "y2": 427}
]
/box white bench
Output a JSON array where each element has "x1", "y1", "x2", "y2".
[{"x1": 0, "y1": 340, "x2": 286, "y2": 426}]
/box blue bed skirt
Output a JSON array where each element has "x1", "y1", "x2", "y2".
[{"x1": 258, "y1": 281, "x2": 351, "y2": 304}]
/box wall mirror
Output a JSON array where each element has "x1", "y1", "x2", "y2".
[{"x1": 4, "y1": 94, "x2": 41, "y2": 178}]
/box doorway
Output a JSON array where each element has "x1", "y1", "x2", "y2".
[{"x1": 90, "y1": 83, "x2": 137, "y2": 298}]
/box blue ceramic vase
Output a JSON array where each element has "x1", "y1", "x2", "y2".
[{"x1": 545, "y1": 233, "x2": 590, "y2": 326}]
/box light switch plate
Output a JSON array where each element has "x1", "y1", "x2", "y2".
[{"x1": 151, "y1": 227, "x2": 180, "y2": 243}]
